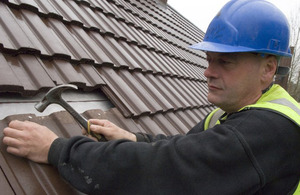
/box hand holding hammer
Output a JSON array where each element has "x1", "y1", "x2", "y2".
[{"x1": 34, "y1": 84, "x2": 106, "y2": 141}]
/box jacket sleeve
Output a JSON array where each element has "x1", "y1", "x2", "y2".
[
  {"x1": 48, "y1": 126, "x2": 259, "y2": 194},
  {"x1": 134, "y1": 132, "x2": 174, "y2": 142},
  {"x1": 134, "y1": 118, "x2": 206, "y2": 142},
  {"x1": 48, "y1": 110, "x2": 300, "y2": 195}
]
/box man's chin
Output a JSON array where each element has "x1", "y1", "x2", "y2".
[
  {"x1": 207, "y1": 94, "x2": 223, "y2": 107},
  {"x1": 207, "y1": 94, "x2": 218, "y2": 103}
]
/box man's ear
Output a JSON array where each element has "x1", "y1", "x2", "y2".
[{"x1": 261, "y1": 55, "x2": 277, "y2": 82}]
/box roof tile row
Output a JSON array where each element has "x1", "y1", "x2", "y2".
[
  {"x1": 1, "y1": 1, "x2": 207, "y2": 74},
  {"x1": 4, "y1": 0, "x2": 205, "y2": 60},
  {"x1": 0, "y1": 52, "x2": 105, "y2": 95}
]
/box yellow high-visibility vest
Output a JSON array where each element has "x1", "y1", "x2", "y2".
[{"x1": 203, "y1": 84, "x2": 300, "y2": 194}]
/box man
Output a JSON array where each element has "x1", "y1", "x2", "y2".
[{"x1": 3, "y1": 0, "x2": 300, "y2": 194}]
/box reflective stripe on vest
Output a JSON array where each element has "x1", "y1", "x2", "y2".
[
  {"x1": 204, "y1": 85, "x2": 300, "y2": 130},
  {"x1": 270, "y1": 99, "x2": 300, "y2": 115},
  {"x1": 203, "y1": 84, "x2": 300, "y2": 194},
  {"x1": 204, "y1": 108, "x2": 223, "y2": 130}
]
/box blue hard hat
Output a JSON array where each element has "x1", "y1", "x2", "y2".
[{"x1": 190, "y1": 0, "x2": 292, "y2": 57}]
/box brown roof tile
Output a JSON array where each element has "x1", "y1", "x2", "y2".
[{"x1": 0, "y1": 0, "x2": 215, "y2": 193}]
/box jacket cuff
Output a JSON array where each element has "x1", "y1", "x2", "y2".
[
  {"x1": 48, "y1": 137, "x2": 68, "y2": 167},
  {"x1": 133, "y1": 132, "x2": 150, "y2": 142}
]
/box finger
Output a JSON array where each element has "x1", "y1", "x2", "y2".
[
  {"x1": 89, "y1": 124, "x2": 110, "y2": 134},
  {"x1": 9, "y1": 120, "x2": 37, "y2": 130},
  {"x1": 3, "y1": 127, "x2": 23, "y2": 138},
  {"x1": 24, "y1": 120, "x2": 42, "y2": 128},
  {"x1": 6, "y1": 146, "x2": 22, "y2": 156},
  {"x1": 81, "y1": 126, "x2": 98, "y2": 139},
  {"x1": 2, "y1": 136, "x2": 22, "y2": 148},
  {"x1": 8, "y1": 120, "x2": 24, "y2": 129},
  {"x1": 89, "y1": 119, "x2": 108, "y2": 126},
  {"x1": 82, "y1": 128, "x2": 87, "y2": 135},
  {"x1": 6, "y1": 145, "x2": 28, "y2": 158}
]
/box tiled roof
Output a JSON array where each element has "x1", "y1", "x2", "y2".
[{"x1": 0, "y1": 0, "x2": 214, "y2": 193}]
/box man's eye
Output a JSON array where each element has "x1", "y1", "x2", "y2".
[
  {"x1": 205, "y1": 57, "x2": 232, "y2": 65},
  {"x1": 218, "y1": 59, "x2": 230, "y2": 64}
]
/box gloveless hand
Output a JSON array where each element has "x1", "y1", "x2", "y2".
[
  {"x1": 2, "y1": 120, "x2": 58, "y2": 164},
  {"x1": 88, "y1": 119, "x2": 137, "y2": 142}
]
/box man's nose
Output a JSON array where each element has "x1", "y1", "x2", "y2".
[{"x1": 204, "y1": 64, "x2": 217, "y2": 78}]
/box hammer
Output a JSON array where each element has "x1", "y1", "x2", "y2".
[{"x1": 35, "y1": 84, "x2": 105, "y2": 141}]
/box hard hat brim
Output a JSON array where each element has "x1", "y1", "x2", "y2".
[{"x1": 190, "y1": 42, "x2": 292, "y2": 57}]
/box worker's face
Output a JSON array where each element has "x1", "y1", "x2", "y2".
[{"x1": 204, "y1": 52, "x2": 267, "y2": 113}]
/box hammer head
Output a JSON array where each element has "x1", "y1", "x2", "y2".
[{"x1": 35, "y1": 84, "x2": 78, "y2": 112}]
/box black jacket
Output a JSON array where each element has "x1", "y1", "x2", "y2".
[{"x1": 49, "y1": 109, "x2": 300, "y2": 194}]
